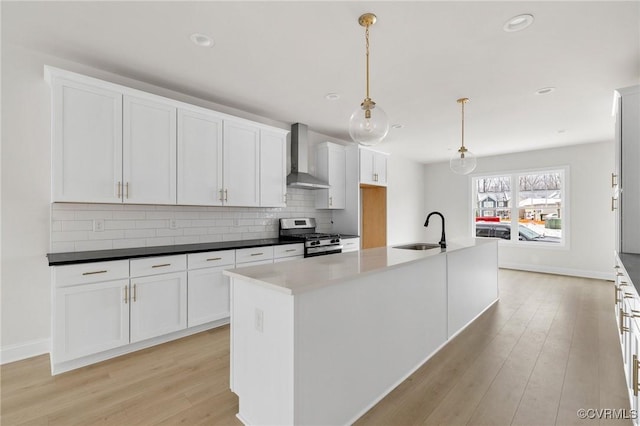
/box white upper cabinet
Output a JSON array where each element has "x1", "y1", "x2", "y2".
[
  {"x1": 359, "y1": 147, "x2": 388, "y2": 186},
  {"x1": 616, "y1": 85, "x2": 640, "y2": 254},
  {"x1": 46, "y1": 66, "x2": 287, "y2": 208},
  {"x1": 177, "y1": 107, "x2": 224, "y2": 206},
  {"x1": 223, "y1": 120, "x2": 260, "y2": 207},
  {"x1": 316, "y1": 142, "x2": 346, "y2": 209},
  {"x1": 123, "y1": 95, "x2": 177, "y2": 205},
  {"x1": 49, "y1": 74, "x2": 123, "y2": 203},
  {"x1": 260, "y1": 129, "x2": 287, "y2": 207}
]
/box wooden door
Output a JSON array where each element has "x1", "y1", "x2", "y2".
[{"x1": 361, "y1": 185, "x2": 387, "y2": 249}]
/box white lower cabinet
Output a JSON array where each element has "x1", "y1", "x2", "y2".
[
  {"x1": 236, "y1": 246, "x2": 274, "y2": 265},
  {"x1": 129, "y1": 271, "x2": 187, "y2": 342},
  {"x1": 51, "y1": 243, "x2": 301, "y2": 373},
  {"x1": 341, "y1": 237, "x2": 360, "y2": 253},
  {"x1": 274, "y1": 243, "x2": 304, "y2": 262},
  {"x1": 53, "y1": 278, "x2": 130, "y2": 364},
  {"x1": 187, "y1": 250, "x2": 235, "y2": 327},
  {"x1": 615, "y1": 255, "x2": 640, "y2": 425}
]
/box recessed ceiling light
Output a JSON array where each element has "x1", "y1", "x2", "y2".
[
  {"x1": 190, "y1": 33, "x2": 215, "y2": 47},
  {"x1": 557, "y1": 129, "x2": 566, "y2": 134},
  {"x1": 325, "y1": 93, "x2": 340, "y2": 101},
  {"x1": 503, "y1": 14, "x2": 534, "y2": 32},
  {"x1": 535, "y1": 87, "x2": 556, "y2": 95},
  {"x1": 391, "y1": 124, "x2": 403, "y2": 129}
]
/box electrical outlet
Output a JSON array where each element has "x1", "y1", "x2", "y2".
[
  {"x1": 254, "y1": 308, "x2": 264, "y2": 333},
  {"x1": 169, "y1": 219, "x2": 177, "y2": 229},
  {"x1": 93, "y1": 219, "x2": 104, "y2": 232}
]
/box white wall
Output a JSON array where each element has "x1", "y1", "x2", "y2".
[
  {"x1": 423, "y1": 141, "x2": 615, "y2": 279},
  {"x1": 386, "y1": 154, "x2": 427, "y2": 245},
  {"x1": 0, "y1": 43, "x2": 341, "y2": 363}
]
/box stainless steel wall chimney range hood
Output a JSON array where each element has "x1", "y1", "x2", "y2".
[{"x1": 286, "y1": 123, "x2": 330, "y2": 189}]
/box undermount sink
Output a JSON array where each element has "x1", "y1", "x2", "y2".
[{"x1": 393, "y1": 243, "x2": 442, "y2": 251}]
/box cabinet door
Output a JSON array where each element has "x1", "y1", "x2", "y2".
[
  {"x1": 129, "y1": 271, "x2": 187, "y2": 342},
  {"x1": 123, "y1": 95, "x2": 177, "y2": 205},
  {"x1": 53, "y1": 279, "x2": 129, "y2": 363},
  {"x1": 628, "y1": 317, "x2": 640, "y2": 422},
  {"x1": 373, "y1": 152, "x2": 388, "y2": 186},
  {"x1": 359, "y1": 148, "x2": 376, "y2": 185},
  {"x1": 328, "y1": 146, "x2": 346, "y2": 208},
  {"x1": 621, "y1": 89, "x2": 640, "y2": 254},
  {"x1": 341, "y1": 237, "x2": 360, "y2": 253},
  {"x1": 51, "y1": 78, "x2": 123, "y2": 203},
  {"x1": 316, "y1": 143, "x2": 346, "y2": 209},
  {"x1": 223, "y1": 121, "x2": 260, "y2": 206},
  {"x1": 177, "y1": 108, "x2": 223, "y2": 206},
  {"x1": 188, "y1": 266, "x2": 231, "y2": 327},
  {"x1": 260, "y1": 129, "x2": 287, "y2": 207}
]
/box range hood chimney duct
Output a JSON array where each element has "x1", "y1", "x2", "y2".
[{"x1": 287, "y1": 123, "x2": 330, "y2": 189}]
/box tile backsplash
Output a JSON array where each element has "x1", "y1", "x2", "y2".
[{"x1": 50, "y1": 188, "x2": 332, "y2": 253}]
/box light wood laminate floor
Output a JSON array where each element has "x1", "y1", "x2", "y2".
[{"x1": 1, "y1": 270, "x2": 631, "y2": 425}]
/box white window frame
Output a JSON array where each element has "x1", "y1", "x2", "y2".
[{"x1": 471, "y1": 166, "x2": 570, "y2": 250}]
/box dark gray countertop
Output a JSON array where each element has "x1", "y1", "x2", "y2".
[
  {"x1": 620, "y1": 252, "x2": 640, "y2": 292},
  {"x1": 47, "y1": 238, "x2": 294, "y2": 266}
]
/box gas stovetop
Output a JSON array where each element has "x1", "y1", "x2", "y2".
[
  {"x1": 281, "y1": 232, "x2": 341, "y2": 241},
  {"x1": 279, "y1": 218, "x2": 343, "y2": 256}
]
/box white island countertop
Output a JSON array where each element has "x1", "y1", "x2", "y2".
[{"x1": 223, "y1": 238, "x2": 494, "y2": 295}]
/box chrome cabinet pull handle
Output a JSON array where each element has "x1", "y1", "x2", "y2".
[
  {"x1": 133, "y1": 284, "x2": 137, "y2": 302},
  {"x1": 224, "y1": 189, "x2": 228, "y2": 202},
  {"x1": 117, "y1": 182, "x2": 122, "y2": 199},
  {"x1": 125, "y1": 182, "x2": 130, "y2": 199},
  {"x1": 207, "y1": 257, "x2": 222, "y2": 261},
  {"x1": 285, "y1": 249, "x2": 296, "y2": 252},
  {"x1": 82, "y1": 270, "x2": 107, "y2": 276},
  {"x1": 219, "y1": 189, "x2": 224, "y2": 202},
  {"x1": 152, "y1": 263, "x2": 171, "y2": 268},
  {"x1": 250, "y1": 253, "x2": 264, "y2": 256},
  {"x1": 124, "y1": 286, "x2": 128, "y2": 304},
  {"x1": 612, "y1": 172, "x2": 618, "y2": 188}
]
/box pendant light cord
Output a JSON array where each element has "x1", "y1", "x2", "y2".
[
  {"x1": 460, "y1": 99, "x2": 465, "y2": 149},
  {"x1": 365, "y1": 24, "x2": 370, "y2": 100}
]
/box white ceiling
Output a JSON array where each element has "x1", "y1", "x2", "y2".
[{"x1": 3, "y1": 1, "x2": 639, "y2": 163}]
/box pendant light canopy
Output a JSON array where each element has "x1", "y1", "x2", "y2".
[
  {"x1": 450, "y1": 97, "x2": 477, "y2": 175},
  {"x1": 349, "y1": 13, "x2": 389, "y2": 146}
]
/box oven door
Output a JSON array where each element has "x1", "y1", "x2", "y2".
[{"x1": 305, "y1": 245, "x2": 343, "y2": 258}]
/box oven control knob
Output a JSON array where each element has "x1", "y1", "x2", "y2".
[
  {"x1": 331, "y1": 239, "x2": 339, "y2": 244},
  {"x1": 310, "y1": 241, "x2": 319, "y2": 246}
]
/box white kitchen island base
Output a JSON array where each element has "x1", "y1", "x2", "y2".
[{"x1": 225, "y1": 239, "x2": 498, "y2": 426}]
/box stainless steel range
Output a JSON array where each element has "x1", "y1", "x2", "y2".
[{"x1": 279, "y1": 218, "x2": 342, "y2": 258}]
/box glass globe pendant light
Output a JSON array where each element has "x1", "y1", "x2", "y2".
[
  {"x1": 349, "y1": 13, "x2": 389, "y2": 146},
  {"x1": 450, "y1": 97, "x2": 477, "y2": 175}
]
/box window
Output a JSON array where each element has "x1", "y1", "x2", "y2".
[{"x1": 472, "y1": 168, "x2": 567, "y2": 247}]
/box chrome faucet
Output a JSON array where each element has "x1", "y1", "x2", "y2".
[{"x1": 424, "y1": 211, "x2": 446, "y2": 249}]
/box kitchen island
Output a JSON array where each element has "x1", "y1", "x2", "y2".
[{"x1": 224, "y1": 238, "x2": 498, "y2": 426}]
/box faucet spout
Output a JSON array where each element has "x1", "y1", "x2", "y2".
[{"x1": 424, "y1": 211, "x2": 446, "y2": 249}]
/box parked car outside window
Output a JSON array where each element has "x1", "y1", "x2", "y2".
[{"x1": 475, "y1": 222, "x2": 561, "y2": 243}]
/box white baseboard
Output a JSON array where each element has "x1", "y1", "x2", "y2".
[
  {"x1": 1, "y1": 338, "x2": 50, "y2": 365},
  {"x1": 51, "y1": 318, "x2": 229, "y2": 375},
  {"x1": 500, "y1": 262, "x2": 615, "y2": 281}
]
